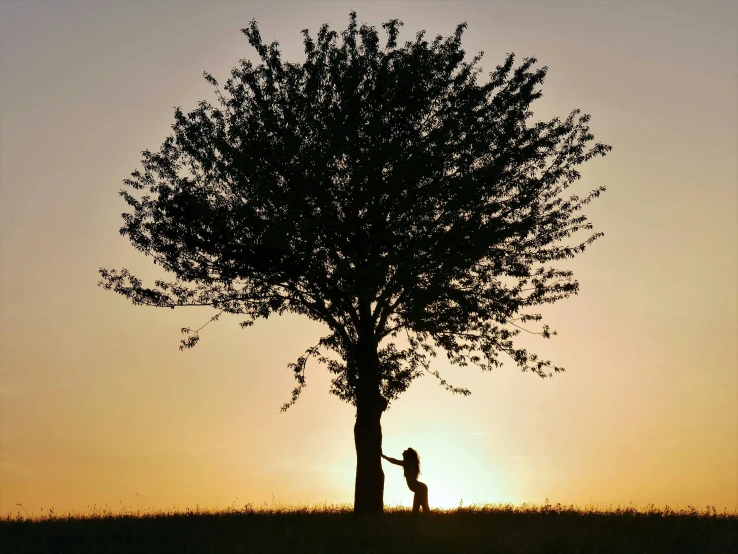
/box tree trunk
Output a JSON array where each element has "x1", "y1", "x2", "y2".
[
  {"x1": 352, "y1": 295, "x2": 386, "y2": 514},
  {"x1": 353, "y1": 401, "x2": 385, "y2": 514}
]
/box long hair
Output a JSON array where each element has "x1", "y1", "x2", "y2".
[{"x1": 402, "y1": 448, "x2": 421, "y2": 478}]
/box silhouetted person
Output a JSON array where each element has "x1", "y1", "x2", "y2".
[{"x1": 382, "y1": 448, "x2": 430, "y2": 513}]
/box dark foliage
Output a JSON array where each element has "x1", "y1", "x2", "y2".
[{"x1": 99, "y1": 11, "x2": 610, "y2": 409}]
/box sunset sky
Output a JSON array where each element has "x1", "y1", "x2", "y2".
[{"x1": 1, "y1": 0, "x2": 736, "y2": 515}]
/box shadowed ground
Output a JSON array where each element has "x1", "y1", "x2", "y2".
[{"x1": 2, "y1": 504, "x2": 736, "y2": 553}]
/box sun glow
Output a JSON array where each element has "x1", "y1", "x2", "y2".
[
  {"x1": 379, "y1": 436, "x2": 512, "y2": 510},
  {"x1": 423, "y1": 480, "x2": 464, "y2": 510}
]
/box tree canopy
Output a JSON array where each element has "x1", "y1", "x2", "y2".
[{"x1": 100, "y1": 12, "x2": 610, "y2": 428}]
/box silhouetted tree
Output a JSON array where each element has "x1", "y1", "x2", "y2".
[{"x1": 99, "y1": 12, "x2": 611, "y2": 514}]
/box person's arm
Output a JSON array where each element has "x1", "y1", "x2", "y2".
[{"x1": 381, "y1": 453, "x2": 404, "y2": 466}]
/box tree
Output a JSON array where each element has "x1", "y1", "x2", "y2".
[{"x1": 99, "y1": 12, "x2": 611, "y2": 514}]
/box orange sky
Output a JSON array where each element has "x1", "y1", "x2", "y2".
[{"x1": 1, "y1": 0, "x2": 736, "y2": 515}]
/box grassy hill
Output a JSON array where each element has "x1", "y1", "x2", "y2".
[{"x1": 2, "y1": 503, "x2": 736, "y2": 553}]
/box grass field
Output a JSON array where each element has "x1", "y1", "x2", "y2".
[{"x1": 2, "y1": 502, "x2": 736, "y2": 553}]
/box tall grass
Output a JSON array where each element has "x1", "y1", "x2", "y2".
[
  {"x1": 2, "y1": 501, "x2": 736, "y2": 553},
  {"x1": 3, "y1": 499, "x2": 737, "y2": 522}
]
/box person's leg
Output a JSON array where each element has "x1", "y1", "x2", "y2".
[
  {"x1": 412, "y1": 491, "x2": 421, "y2": 513},
  {"x1": 420, "y1": 482, "x2": 430, "y2": 512}
]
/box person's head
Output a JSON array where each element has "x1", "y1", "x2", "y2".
[{"x1": 402, "y1": 448, "x2": 421, "y2": 477}]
